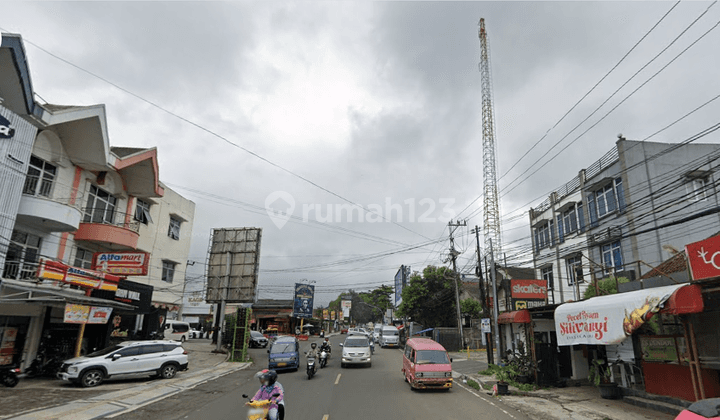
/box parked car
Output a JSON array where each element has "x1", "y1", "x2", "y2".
[
  {"x1": 340, "y1": 335, "x2": 372, "y2": 368},
  {"x1": 164, "y1": 321, "x2": 191, "y2": 342},
  {"x1": 340, "y1": 328, "x2": 348, "y2": 334},
  {"x1": 57, "y1": 341, "x2": 188, "y2": 388},
  {"x1": 188, "y1": 327, "x2": 201, "y2": 339},
  {"x1": 250, "y1": 330, "x2": 269, "y2": 348},
  {"x1": 379, "y1": 326, "x2": 400, "y2": 348},
  {"x1": 401, "y1": 338, "x2": 453, "y2": 390},
  {"x1": 268, "y1": 336, "x2": 300, "y2": 371}
]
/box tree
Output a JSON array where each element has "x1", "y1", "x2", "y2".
[
  {"x1": 396, "y1": 265, "x2": 459, "y2": 327},
  {"x1": 461, "y1": 298, "x2": 483, "y2": 319}
]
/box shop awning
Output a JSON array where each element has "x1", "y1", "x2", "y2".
[
  {"x1": 498, "y1": 310, "x2": 531, "y2": 324},
  {"x1": 554, "y1": 283, "x2": 702, "y2": 346},
  {"x1": 0, "y1": 278, "x2": 136, "y2": 311}
]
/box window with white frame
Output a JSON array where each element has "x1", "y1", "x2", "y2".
[
  {"x1": 566, "y1": 255, "x2": 583, "y2": 285},
  {"x1": 588, "y1": 177, "x2": 625, "y2": 226},
  {"x1": 562, "y1": 205, "x2": 579, "y2": 234},
  {"x1": 601, "y1": 240, "x2": 623, "y2": 274},
  {"x1": 688, "y1": 177, "x2": 708, "y2": 202},
  {"x1": 23, "y1": 155, "x2": 57, "y2": 197},
  {"x1": 73, "y1": 247, "x2": 94, "y2": 269},
  {"x1": 595, "y1": 184, "x2": 616, "y2": 217},
  {"x1": 2, "y1": 230, "x2": 42, "y2": 279},
  {"x1": 168, "y1": 216, "x2": 181, "y2": 240},
  {"x1": 162, "y1": 260, "x2": 177, "y2": 283},
  {"x1": 535, "y1": 222, "x2": 551, "y2": 250},
  {"x1": 541, "y1": 266, "x2": 554, "y2": 290},
  {"x1": 135, "y1": 199, "x2": 152, "y2": 225},
  {"x1": 84, "y1": 185, "x2": 117, "y2": 224}
]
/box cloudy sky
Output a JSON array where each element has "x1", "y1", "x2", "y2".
[{"x1": 3, "y1": 1, "x2": 720, "y2": 305}]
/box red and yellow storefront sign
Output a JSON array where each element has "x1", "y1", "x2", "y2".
[{"x1": 38, "y1": 259, "x2": 121, "y2": 291}]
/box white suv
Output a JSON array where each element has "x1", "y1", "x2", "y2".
[{"x1": 57, "y1": 341, "x2": 189, "y2": 388}]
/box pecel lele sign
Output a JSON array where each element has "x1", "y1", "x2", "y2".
[{"x1": 554, "y1": 284, "x2": 685, "y2": 346}]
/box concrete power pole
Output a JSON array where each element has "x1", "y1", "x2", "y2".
[
  {"x1": 448, "y1": 220, "x2": 466, "y2": 349},
  {"x1": 472, "y1": 225, "x2": 493, "y2": 362}
]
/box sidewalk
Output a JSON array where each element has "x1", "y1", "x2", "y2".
[
  {"x1": 0, "y1": 338, "x2": 238, "y2": 420},
  {"x1": 448, "y1": 350, "x2": 676, "y2": 420}
]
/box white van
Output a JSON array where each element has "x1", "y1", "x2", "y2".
[
  {"x1": 164, "y1": 321, "x2": 190, "y2": 342},
  {"x1": 379, "y1": 326, "x2": 399, "y2": 348}
]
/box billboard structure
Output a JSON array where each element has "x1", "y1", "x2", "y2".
[
  {"x1": 293, "y1": 283, "x2": 315, "y2": 318},
  {"x1": 394, "y1": 265, "x2": 410, "y2": 307},
  {"x1": 206, "y1": 228, "x2": 262, "y2": 304}
]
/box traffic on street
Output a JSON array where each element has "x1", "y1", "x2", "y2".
[
  {"x1": 3, "y1": 3, "x2": 720, "y2": 419},
  {"x1": 111, "y1": 335, "x2": 529, "y2": 420}
]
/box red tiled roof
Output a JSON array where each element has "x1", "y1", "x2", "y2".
[{"x1": 641, "y1": 252, "x2": 687, "y2": 279}]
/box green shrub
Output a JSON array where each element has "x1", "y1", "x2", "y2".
[
  {"x1": 479, "y1": 365, "x2": 500, "y2": 376},
  {"x1": 467, "y1": 379, "x2": 480, "y2": 390}
]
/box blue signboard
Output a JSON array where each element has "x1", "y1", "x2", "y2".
[
  {"x1": 394, "y1": 266, "x2": 407, "y2": 307},
  {"x1": 293, "y1": 283, "x2": 315, "y2": 318}
]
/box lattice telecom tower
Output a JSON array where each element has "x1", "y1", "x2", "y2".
[{"x1": 478, "y1": 18, "x2": 502, "y2": 256}]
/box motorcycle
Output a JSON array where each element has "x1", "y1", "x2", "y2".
[
  {"x1": 242, "y1": 393, "x2": 280, "y2": 420},
  {"x1": 307, "y1": 356, "x2": 317, "y2": 379},
  {"x1": 26, "y1": 352, "x2": 62, "y2": 378},
  {"x1": 319, "y1": 350, "x2": 328, "y2": 368},
  {"x1": 0, "y1": 365, "x2": 20, "y2": 388}
]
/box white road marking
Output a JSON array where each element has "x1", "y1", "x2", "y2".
[
  {"x1": 456, "y1": 381, "x2": 517, "y2": 419},
  {"x1": 322, "y1": 415, "x2": 329, "y2": 420},
  {"x1": 334, "y1": 373, "x2": 341, "y2": 385}
]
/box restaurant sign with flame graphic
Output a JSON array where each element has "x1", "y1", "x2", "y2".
[{"x1": 554, "y1": 284, "x2": 686, "y2": 346}]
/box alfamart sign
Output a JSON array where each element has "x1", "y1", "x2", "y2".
[{"x1": 554, "y1": 284, "x2": 685, "y2": 346}]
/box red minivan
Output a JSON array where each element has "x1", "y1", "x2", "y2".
[{"x1": 401, "y1": 338, "x2": 453, "y2": 390}]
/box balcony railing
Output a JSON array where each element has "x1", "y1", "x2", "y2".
[
  {"x1": 81, "y1": 208, "x2": 141, "y2": 233},
  {"x1": 532, "y1": 147, "x2": 620, "y2": 216},
  {"x1": 22, "y1": 175, "x2": 85, "y2": 211},
  {"x1": 1, "y1": 260, "x2": 38, "y2": 280}
]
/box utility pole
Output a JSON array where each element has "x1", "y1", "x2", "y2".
[
  {"x1": 473, "y1": 226, "x2": 492, "y2": 362},
  {"x1": 489, "y1": 239, "x2": 501, "y2": 365},
  {"x1": 448, "y1": 220, "x2": 466, "y2": 349},
  {"x1": 215, "y1": 252, "x2": 231, "y2": 352}
]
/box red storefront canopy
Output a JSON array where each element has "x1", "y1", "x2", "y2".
[
  {"x1": 659, "y1": 283, "x2": 703, "y2": 315},
  {"x1": 498, "y1": 310, "x2": 531, "y2": 324}
]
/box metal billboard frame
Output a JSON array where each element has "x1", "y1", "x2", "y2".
[{"x1": 205, "y1": 228, "x2": 262, "y2": 304}]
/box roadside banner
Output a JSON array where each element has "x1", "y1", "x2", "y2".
[
  {"x1": 293, "y1": 283, "x2": 315, "y2": 318},
  {"x1": 554, "y1": 284, "x2": 685, "y2": 345},
  {"x1": 341, "y1": 300, "x2": 351, "y2": 319}
]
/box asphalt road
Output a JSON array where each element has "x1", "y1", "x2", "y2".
[{"x1": 113, "y1": 334, "x2": 528, "y2": 420}]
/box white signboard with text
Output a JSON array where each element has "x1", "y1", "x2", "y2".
[{"x1": 554, "y1": 284, "x2": 684, "y2": 346}]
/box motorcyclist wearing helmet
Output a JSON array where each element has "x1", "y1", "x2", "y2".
[
  {"x1": 306, "y1": 342, "x2": 319, "y2": 359},
  {"x1": 248, "y1": 370, "x2": 283, "y2": 420},
  {"x1": 319, "y1": 338, "x2": 331, "y2": 354}
]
